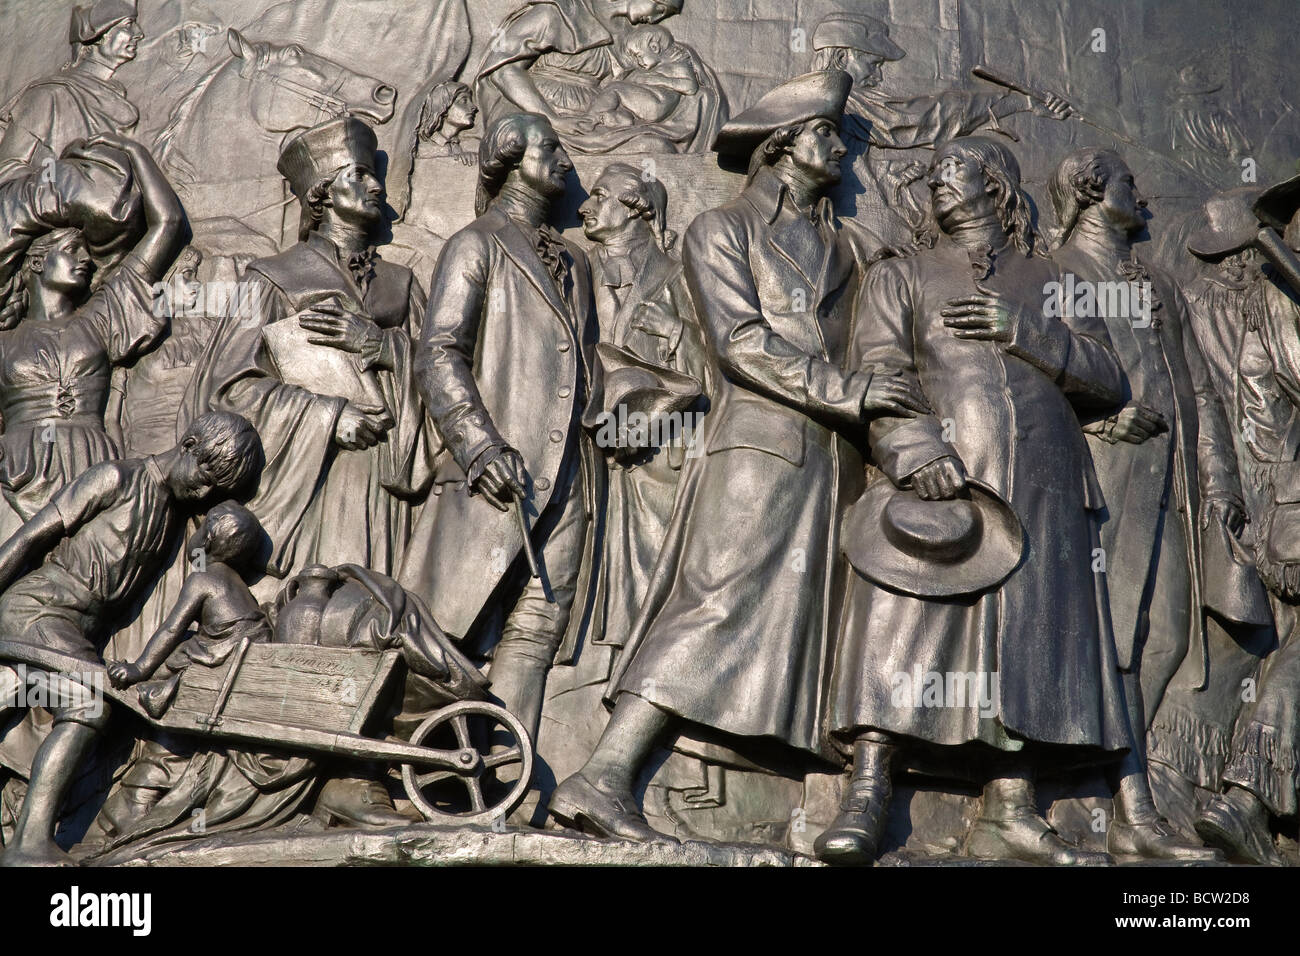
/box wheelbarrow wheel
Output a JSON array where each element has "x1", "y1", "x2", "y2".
[{"x1": 400, "y1": 700, "x2": 534, "y2": 827}]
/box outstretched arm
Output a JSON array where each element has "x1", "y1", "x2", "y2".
[
  {"x1": 0, "y1": 461, "x2": 124, "y2": 592},
  {"x1": 0, "y1": 508, "x2": 64, "y2": 594},
  {"x1": 111, "y1": 575, "x2": 209, "y2": 686}
]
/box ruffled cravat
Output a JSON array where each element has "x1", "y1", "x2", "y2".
[
  {"x1": 1117, "y1": 252, "x2": 1164, "y2": 328},
  {"x1": 535, "y1": 226, "x2": 568, "y2": 285},
  {"x1": 347, "y1": 247, "x2": 377, "y2": 295}
]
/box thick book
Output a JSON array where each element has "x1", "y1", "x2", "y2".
[{"x1": 262, "y1": 309, "x2": 387, "y2": 411}]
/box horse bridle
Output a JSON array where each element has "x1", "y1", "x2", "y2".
[{"x1": 263, "y1": 70, "x2": 349, "y2": 117}]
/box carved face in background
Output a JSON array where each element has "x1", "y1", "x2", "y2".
[
  {"x1": 95, "y1": 17, "x2": 144, "y2": 69},
  {"x1": 843, "y1": 50, "x2": 886, "y2": 89},
  {"x1": 928, "y1": 144, "x2": 997, "y2": 229},
  {"x1": 169, "y1": 251, "x2": 204, "y2": 313},
  {"x1": 517, "y1": 118, "x2": 573, "y2": 199},
  {"x1": 445, "y1": 89, "x2": 478, "y2": 136},
  {"x1": 1095, "y1": 155, "x2": 1149, "y2": 235},
  {"x1": 31, "y1": 231, "x2": 95, "y2": 298},
  {"x1": 784, "y1": 118, "x2": 848, "y2": 189},
  {"x1": 625, "y1": 0, "x2": 679, "y2": 27},
  {"x1": 327, "y1": 163, "x2": 386, "y2": 231},
  {"x1": 579, "y1": 170, "x2": 642, "y2": 242}
]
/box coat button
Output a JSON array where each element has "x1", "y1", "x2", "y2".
[
  {"x1": 549, "y1": 429, "x2": 564, "y2": 443},
  {"x1": 557, "y1": 341, "x2": 571, "y2": 353},
  {"x1": 536, "y1": 477, "x2": 551, "y2": 492},
  {"x1": 558, "y1": 385, "x2": 572, "y2": 399}
]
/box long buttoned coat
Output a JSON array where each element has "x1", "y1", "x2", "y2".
[
  {"x1": 399, "y1": 204, "x2": 601, "y2": 661},
  {"x1": 1053, "y1": 242, "x2": 1242, "y2": 673},
  {"x1": 609, "y1": 167, "x2": 879, "y2": 758},
  {"x1": 828, "y1": 237, "x2": 1134, "y2": 761},
  {"x1": 588, "y1": 237, "x2": 709, "y2": 651}
]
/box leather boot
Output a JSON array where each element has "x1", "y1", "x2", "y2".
[
  {"x1": 1195, "y1": 786, "x2": 1287, "y2": 866},
  {"x1": 317, "y1": 774, "x2": 416, "y2": 828},
  {"x1": 548, "y1": 771, "x2": 671, "y2": 843},
  {"x1": 965, "y1": 774, "x2": 1112, "y2": 865},
  {"x1": 814, "y1": 735, "x2": 894, "y2": 865}
]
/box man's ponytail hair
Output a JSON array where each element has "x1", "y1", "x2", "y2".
[
  {"x1": 747, "y1": 123, "x2": 803, "y2": 182},
  {"x1": 606, "y1": 162, "x2": 676, "y2": 252},
  {"x1": 476, "y1": 112, "x2": 541, "y2": 216},
  {"x1": 1048, "y1": 147, "x2": 1117, "y2": 248}
]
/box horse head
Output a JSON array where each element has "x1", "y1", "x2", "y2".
[
  {"x1": 156, "y1": 29, "x2": 400, "y2": 247},
  {"x1": 226, "y1": 28, "x2": 396, "y2": 133}
]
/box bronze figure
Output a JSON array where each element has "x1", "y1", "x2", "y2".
[
  {"x1": 549, "y1": 71, "x2": 925, "y2": 842},
  {"x1": 822, "y1": 136, "x2": 1129, "y2": 866},
  {"x1": 399, "y1": 112, "x2": 600, "y2": 747}
]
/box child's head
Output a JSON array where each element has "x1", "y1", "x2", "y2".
[
  {"x1": 624, "y1": 24, "x2": 673, "y2": 68},
  {"x1": 173, "y1": 411, "x2": 264, "y2": 503},
  {"x1": 190, "y1": 501, "x2": 266, "y2": 570}
]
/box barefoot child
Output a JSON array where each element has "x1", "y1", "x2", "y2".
[
  {"x1": 584, "y1": 25, "x2": 699, "y2": 129},
  {"x1": 0, "y1": 411, "x2": 263, "y2": 866},
  {"x1": 107, "y1": 501, "x2": 271, "y2": 717}
]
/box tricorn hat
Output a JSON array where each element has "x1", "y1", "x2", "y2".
[
  {"x1": 812, "y1": 12, "x2": 905, "y2": 61},
  {"x1": 277, "y1": 115, "x2": 379, "y2": 201},
  {"x1": 841, "y1": 477, "x2": 1024, "y2": 598},
  {"x1": 581, "y1": 342, "x2": 703, "y2": 435},
  {"x1": 712, "y1": 70, "x2": 852, "y2": 160},
  {"x1": 1253, "y1": 173, "x2": 1300, "y2": 233},
  {"x1": 69, "y1": 0, "x2": 136, "y2": 44},
  {"x1": 1187, "y1": 187, "x2": 1262, "y2": 260},
  {"x1": 1201, "y1": 519, "x2": 1272, "y2": 627}
]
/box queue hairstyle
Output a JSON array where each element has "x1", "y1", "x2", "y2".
[
  {"x1": 746, "y1": 123, "x2": 803, "y2": 181},
  {"x1": 300, "y1": 174, "x2": 339, "y2": 241},
  {"x1": 602, "y1": 162, "x2": 677, "y2": 252},
  {"x1": 1048, "y1": 147, "x2": 1122, "y2": 247},
  {"x1": 475, "y1": 112, "x2": 545, "y2": 217}
]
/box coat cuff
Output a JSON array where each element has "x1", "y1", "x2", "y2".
[
  {"x1": 1004, "y1": 315, "x2": 1071, "y2": 379},
  {"x1": 873, "y1": 416, "x2": 955, "y2": 485},
  {"x1": 444, "y1": 406, "x2": 506, "y2": 477}
]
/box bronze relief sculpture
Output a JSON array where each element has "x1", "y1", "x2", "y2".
[{"x1": 0, "y1": 0, "x2": 1297, "y2": 874}]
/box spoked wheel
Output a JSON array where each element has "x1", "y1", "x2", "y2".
[{"x1": 400, "y1": 700, "x2": 534, "y2": 827}]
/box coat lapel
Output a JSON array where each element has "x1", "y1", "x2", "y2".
[
  {"x1": 609, "y1": 243, "x2": 674, "y2": 343},
  {"x1": 493, "y1": 216, "x2": 574, "y2": 327},
  {"x1": 766, "y1": 219, "x2": 818, "y2": 293},
  {"x1": 815, "y1": 219, "x2": 854, "y2": 304}
]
